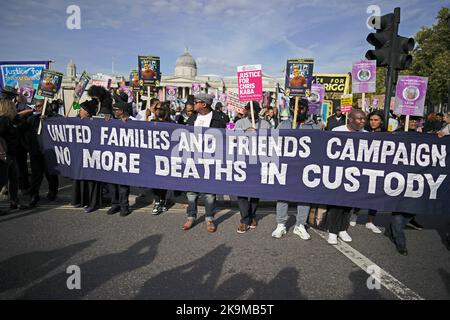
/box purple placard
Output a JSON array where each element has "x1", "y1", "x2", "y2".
[
  {"x1": 192, "y1": 82, "x2": 201, "y2": 95},
  {"x1": 166, "y1": 86, "x2": 177, "y2": 101},
  {"x1": 394, "y1": 76, "x2": 428, "y2": 116},
  {"x1": 352, "y1": 60, "x2": 376, "y2": 93},
  {"x1": 307, "y1": 84, "x2": 324, "y2": 115}
]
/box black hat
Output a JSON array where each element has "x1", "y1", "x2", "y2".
[
  {"x1": 245, "y1": 101, "x2": 261, "y2": 114},
  {"x1": 113, "y1": 92, "x2": 129, "y2": 103},
  {"x1": 0, "y1": 86, "x2": 18, "y2": 100},
  {"x1": 80, "y1": 99, "x2": 98, "y2": 116},
  {"x1": 112, "y1": 100, "x2": 129, "y2": 113}
]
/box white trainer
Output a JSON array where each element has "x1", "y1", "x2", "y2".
[
  {"x1": 338, "y1": 231, "x2": 353, "y2": 242},
  {"x1": 366, "y1": 222, "x2": 382, "y2": 234},
  {"x1": 327, "y1": 233, "x2": 338, "y2": 245},
  {"x1": 293, "y1": 224, "x2": 311, "y2": 240},
  {"x1": 272, "y1": 224, "x2": 287, "y2": 238},
  {"x1": 349, "y1": 214, "x2": 357, "y2": 227}
]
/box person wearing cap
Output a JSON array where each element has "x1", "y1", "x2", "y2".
[
  {"x1": 104, "y1": 101, "x2": 132, "y2": 217},
  {"x1": 182, "y1": 93, "x2": 227, "y2": 233},
  {"x1": 272, "y1": 99, "x2": 321, "y2": 240},
  {"x1": 0, "y1": 86, "x2": 19, "y2": 101},
  {"x1": 233, "y1": 101, "x2": 270, "y2": 234},
  {"x1": 71, "y1": 100, "x2": 105, "y2": 212},
  {"x1": 234, "y1": 101, "x2": 270, "y2": 131},
  {"x1": 26, "y1": 99, "x2": 60, "y2": 208},
  {"x1": 325, "y1": 106, "x2": 346, "y2": 131}
]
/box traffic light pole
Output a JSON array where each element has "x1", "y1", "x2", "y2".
[{"x1": 383, "y1": 7, "x2": 401, "y2": 126}]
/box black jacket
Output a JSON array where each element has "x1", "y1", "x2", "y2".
[{"x1": 186, "y1": 110, "x2": 227, "y2": 129}]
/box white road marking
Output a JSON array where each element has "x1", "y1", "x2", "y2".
[{"x1": 311, "y1": 228, "x2": 425, "y2": 300}]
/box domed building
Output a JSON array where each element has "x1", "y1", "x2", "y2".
[{"x1": 174, "y1": 48, "x2": 197, "y2": 79}]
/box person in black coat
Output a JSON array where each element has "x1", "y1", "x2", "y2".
[
  {"x1": 26, "y1": 99, "x2": 60, "y2": 208},
  {"x1": 70, "y1": 99, "x2": 104, "y2": 213}
]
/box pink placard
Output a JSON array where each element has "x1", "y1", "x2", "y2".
[{"x1": 237, "y1": 64, "x2": 262, "y2": 102}]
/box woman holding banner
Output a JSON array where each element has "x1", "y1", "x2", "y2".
[
  {"x1": 151, "y1": 101, "x2": 173, "y2": 215},
  {"x1": 272, "y1": 99, "x2": 321, "y2": 240},
  {"x1": 71, "y1": 100, "x2": 104, "y2": 213}
]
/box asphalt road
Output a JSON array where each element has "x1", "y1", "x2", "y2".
[{"x1": 0, "y1": 178, "x2": 449, "y2": 300}]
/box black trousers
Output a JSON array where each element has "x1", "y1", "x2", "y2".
[
  {"x1": 16, "y1": 143, "x2": 30, "y2": 191},
  {"x1": 237, "y1": 197, "x2": 259, "y2": 225},
  {"x1": 29, "y1": 154, "x2": 59, "y2": 197},
  {"x1": 153, "y1": 188, "x2": 167, "y2": 202},
  {"x1": 7, "y1": 156, "x2": 19, "y2": 203},
  {"x1": 109, "y1": 184, "x2": 130, "y2": 209},
  {"x1": 327, "y1": 206, "x2": 352, "y2": 234}
]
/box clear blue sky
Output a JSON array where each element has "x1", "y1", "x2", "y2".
[{"x1": 0, "y1": 0, "x2": 446, "y2": 78}]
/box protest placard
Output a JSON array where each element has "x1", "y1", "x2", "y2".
[
  {"x1": 37, "y1": 69, "x2": 63, "y2": 98},
  {"x1": 192, "y1": 82, "x2": 202, "y2": 95},
  {"x1": 340, "y1": 94, "x2": 353, "y2": 113},
  {"x1": 166, "y1": 86, "x2": 178, "y2": 101},
  {"x1": 394, "y1": 76, "x2": 428, "y2": 116},
  {"x1": 237, "y1": 64, "x2": 263, "y2": 101},
  {"x1": 138, "y1": 55, "x2": 160, "y2": 87},
  {"x1": 352, "y1": 60, "x2": 376, "y2": 93},
  {"x1": 308, "y1": 84, "x2": 325, "y2": 115},
  {"x1": 0, "y1": 61, "x2": 49, "y2": 99},
  {"x1": 73, "y1": 71, "x2": 91, "y2": 100},
  {"x1": 285, "y1": 58, "x2": 314, "y2": 96}
]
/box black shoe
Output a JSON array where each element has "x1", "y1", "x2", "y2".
[
  {"x1": 406, "y1": 218, "x2": 423, "y2": 230},
  {"x1": 120, "y1": 207, "x2": 131, "y2": 217},
  {"x1": 29, "y1": 195, "x2": 40, "y2": 208},
  {"x1": 46, "y1": 192, "x2": 57, "y2": 201},
  {"x1": 10, "y1": 202, "x2": 28, "y2": 210},
  {"x1": 160, "y1": 200, "x2": 168, "y2": 212},
  {"x1": 84, "y1": 206, "x2": 97, "y2": 213},
  {"x1": 397, "y1": 247, "x2": 408, "y2": 256},
  {"x1": 152, "y1": 202, "x2": 161, "y2": 215},
  {"x1": 107, "y1": 206, "x2": 120, "y2": 215}
]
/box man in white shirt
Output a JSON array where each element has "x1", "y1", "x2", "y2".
[
  {"x1": 182, "y1": 93, "x2": 227, "y2": 233},
  {"x1": 327, "y1": 109, "x2": 367, "y2": 245}
]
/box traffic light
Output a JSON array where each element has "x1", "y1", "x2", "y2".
[
  {"x1": 365, "y1": 8, "x2": 415, "y2": 70},
  {"x1": 366, "y1": 13, "x2": 396, "y2": 67}
]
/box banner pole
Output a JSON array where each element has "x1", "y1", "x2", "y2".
[
  {"x1": 292, "y1": 96, "x2": 299, "y2": 129},
  {"x1": 65, "y1": 100, "x2": 73, "y2": 117},
  {"x1": 362, "y1": 92, "x2": 366, "y2": 112},
  {"x1": 37, "y1": 97, "x2": 48, "y2": 135},
  {"x1": 136, "y1": 91, "x2": 139, "y2": 111},
  {"x1": 147, "y1": 86, "x2": 151, "y2": 122},
  {"x1": 250, "y1": 100, "x2": 256, "y2": 129},
  {"x1": 405, "y1": 114, "x2": 409, "y2": 132}
]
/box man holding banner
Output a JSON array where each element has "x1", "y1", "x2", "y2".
[
  {"x1": 183, "y1": 93, "x2": 227, "y2": 233},
  {"x1": 327, "y1": 109, "x2": 367, "y2": 245}
]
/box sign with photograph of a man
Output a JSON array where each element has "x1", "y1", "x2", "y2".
[{"x1": 285, "y1": 58, "x2": 314, "y2": 96}]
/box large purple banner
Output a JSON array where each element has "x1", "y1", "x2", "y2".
[{"x1": 42, "y1": 117, "x2": 450, "y2": 215}]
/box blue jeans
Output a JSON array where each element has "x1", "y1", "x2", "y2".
[
  {"x1": 186, "y1": 192, "x2": 216, "y2": 221},
  {"x1": 276, "y1": 201, "x2": 310, "y2": 226},
  {"x1": 390, "y1": 212, "x2": 415, "y2": 250}
]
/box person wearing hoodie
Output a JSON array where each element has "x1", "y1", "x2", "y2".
[{"x1": 272, "y1": 99, "x2": 321, "y2": 240}]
